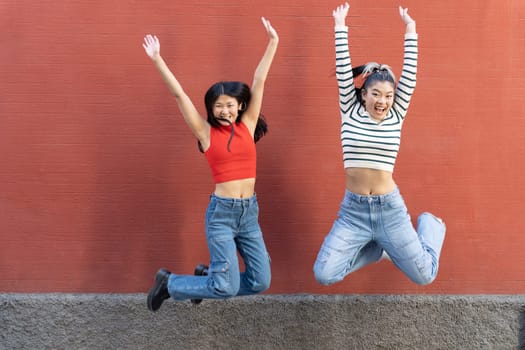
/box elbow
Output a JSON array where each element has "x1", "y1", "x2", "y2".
[
  {"x1": 171, "y1": 90, "x2": 182, "y2": 99},
  {"x1": 169, "y1": 87, "x2": 185, "y2": 100},
  {"x1": 252, "y1": 76, "x2": 267, "y2": 86}
]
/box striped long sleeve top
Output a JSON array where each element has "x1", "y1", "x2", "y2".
[{"x1": 335, "y1": 25, "x2": 418, "y2": 172}]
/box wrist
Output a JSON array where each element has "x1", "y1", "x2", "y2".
[
  {"x1": 405, "y1": 22, "x2": 416, "y2": 33},
  {"x1": 150, "y1": 53, "x2": 161, "y2": 62}
]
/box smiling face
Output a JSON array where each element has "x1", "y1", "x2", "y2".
[
  {"x1": 361, "y1": 81, "x2": 395, "y2": 122},
  {"x1": 213, "y1": 94, "x2": 241, "y2": 125}
]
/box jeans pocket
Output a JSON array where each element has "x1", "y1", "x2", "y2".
[
  {"x1": 209, "y1": 261, "x2": 236, "y2": 296},
  {"x1": 205, "y1": 200, "x2": 218, "y2": 223},
  {"x1": 385, "y1": 196, "x2": 406, "y2": 209},
  {"x1": 338, "y1": 196, "x2": 355, "y2": 222}
]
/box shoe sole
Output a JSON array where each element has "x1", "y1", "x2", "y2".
[{"x1": 147, "y1": 268, "x2": 170, "y2": 312}]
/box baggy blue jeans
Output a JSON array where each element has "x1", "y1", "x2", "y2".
[
  {"x1": 167, "y1": 193, "x2": 271, "y2": 300},
  {"x1": 313, "y1": 188, "x2": 446, "y2": 285}
]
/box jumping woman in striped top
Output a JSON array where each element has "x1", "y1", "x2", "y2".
[{"x1": 313, "y1": 3, "x2": 446, "y2": 286}]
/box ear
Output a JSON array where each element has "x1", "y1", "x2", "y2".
[{"x1": 238, "y1": 102, "x2": 245, "y2": 111}]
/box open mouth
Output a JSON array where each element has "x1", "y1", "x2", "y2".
[
  {"x1": 216, "y1": 116, "x2": 234, "y2": 125},
  {"x1": 375, "y1": 106, "x2": 386, "y2": 114}
]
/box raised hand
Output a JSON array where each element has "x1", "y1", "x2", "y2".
[
  {"x1": 261, "y1": 17, "x2": 278, "y2": 42},
  {"x1": 333, "y1": 2, "x2": 350, "y2": 27},
  {"x1": 399, "y1": 6, "x2": 415, "y2": 25},
  {"x1": 142, "y1": 34, "x2": 160, "y2": 60}
]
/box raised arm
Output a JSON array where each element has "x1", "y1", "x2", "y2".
[
  {"x1": 333, "y1": 3, "x2": 357, "y2": 118},
  {"x1": 143, "y1": 35, "x2": 209, "y2": 144},
  {"x1": 242, "y1": 18, "x2": 279, "y2": 133},
  {"x1": 399, "y1": 6, "x2": 416, "y2": 34},
  {"x1": 394, "y1": 7, "x2": 418, "y2": 119}
]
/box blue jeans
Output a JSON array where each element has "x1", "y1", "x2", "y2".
[
  {"x1": 313, "y1": 188, "x2": 446, "y2": 285},
  {"x1": 167, "y1": 193, "x2": 271, "y2": 300}
]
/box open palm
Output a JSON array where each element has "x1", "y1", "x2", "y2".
[
  {"x1": 261, "y1": 17, "x2": 278, "y2": 41},
  {"x1": 142, "y1": 34, "x2": 160, "y2": 59}
]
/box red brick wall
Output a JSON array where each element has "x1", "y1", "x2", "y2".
[{"x1": 1, "y1": 0, "x2": 524, "y2": 293}]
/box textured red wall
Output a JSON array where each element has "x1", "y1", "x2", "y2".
[{"x1": 1, "y1": 0, "x2": 524, "y2": 293}]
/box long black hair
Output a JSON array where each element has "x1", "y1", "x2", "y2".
[
  {"x1": 199, "y1": 81, "x2": 268, "y2": 152},
  {"x1": 352, "y1": 62, "x2": 396, "y2": 105}
]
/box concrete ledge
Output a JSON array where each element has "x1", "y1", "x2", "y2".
[{"x1": 1, "y1": 294, "x2": 524, "y2": 349}]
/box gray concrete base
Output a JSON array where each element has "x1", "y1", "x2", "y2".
[{"x1": 1, "y1": 294, "x2": 524, "y2": 349}]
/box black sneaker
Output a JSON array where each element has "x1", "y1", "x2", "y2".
[
  {"x1": 190, "y1": 263, "x2": 208, "y2": 305},
  {"x1": 147, "y1": 268, "x2": 171, "y2": 312}
]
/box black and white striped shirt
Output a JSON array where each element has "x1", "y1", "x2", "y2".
[{"x1": 335, "y1": 25, "x2": 418, "y2": 172}]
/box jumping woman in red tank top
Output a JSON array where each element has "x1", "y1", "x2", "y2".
[{"x1": 142, "y1": 18, "x2": 278, "y2": 311}]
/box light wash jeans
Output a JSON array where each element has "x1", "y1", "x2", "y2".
[
  {"x1": 314, "y1": 188, "x2": 446, "y2": 285},
  {"x1": 167, "y1": 193, "x2": 271, "y2": 300}
]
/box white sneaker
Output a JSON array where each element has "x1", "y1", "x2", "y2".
[{"x1": 380, "y1": 250, "x2": 391, "y2": 262}]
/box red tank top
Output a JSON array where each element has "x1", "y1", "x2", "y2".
[{"x1": 204, "y1": 121, "x2": 256, "y2": 184}]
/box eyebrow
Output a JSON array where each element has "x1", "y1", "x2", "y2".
[{"x1": 372, "y1": 89, "x2": 394, "y2": 94}]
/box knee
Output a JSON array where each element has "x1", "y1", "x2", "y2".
[
  {"x1": 259, "y1": 270, "x2": 272, "y2": 292},
  {"x1": 314, "y1": 274, "x2": 341, "y2": 286},
  {"x1": 213, "y1": 280, "x2": 240, "y2": 298},
  {"x1": 250, "y1": 274, "x2": 271, "y2": 293},
  {"x1": 409, "y1": 262, "x2": 438, "y2": 286},
  {"x1": 211, "y1": 262, "x2": 240, "y2": 298},
  {"x1": 246, "y1": 262, "x2": 271, "y2": 294},
  {"x1": 411, "y1": 274, "x2": 436, "y2": 286},
  {"x1": 313, "y1": 264, "x2": 340, "y2": 286},
  {"x1": 315, "y1": 275, "x2": 336, "y2": 286}
]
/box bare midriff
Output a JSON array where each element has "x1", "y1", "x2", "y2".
[
  {"x1": 214, "y1": 178, "x2": 256, "y2": 199},
  {"x1": 345, "y1": 168, "x2": 396, "y2": 195}
]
